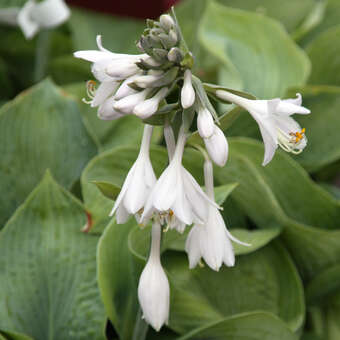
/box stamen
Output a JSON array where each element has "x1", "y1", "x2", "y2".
[
  {"x1": 83, "y1": 80, "x2": 97, "y2": 105},
  {"x1": 278, "y1": 127, "x2": 306, "y2": 154}
]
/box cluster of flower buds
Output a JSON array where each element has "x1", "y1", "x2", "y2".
[{"x1": 74, "y1": 8, "x2": 311, "y2": 333}]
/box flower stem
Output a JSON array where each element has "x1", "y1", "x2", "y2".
[
  {"x1": 34, "y1": 30, "x2": 50, "y2": 83},
  {"x1": 132, "y1": 307, "x2": 149, "y2": 340}
]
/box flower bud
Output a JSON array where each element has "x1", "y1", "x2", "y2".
[
  {"x1": 167, "y1": 47, "x2": 183, "y2": 63},
  {"x1": 98, "y1": 97, "x2": 124, "y2": 121},
  {"x1": 204, "y1": 126, "x2": 228, "y2": 167},
  {"x1": 159, "y1": 14, "x2": 175, "y2": 32},
  {"x1": 133, "y1": 87, "x2": 168, "y2": 119},
  {"x1": 197, "y1": 107, "x2": 214, "y2": 138},
  {"x1": 138, "y1": 222, "x2": 169, "y2": 331},
  {"x1": 114, "y1": 74, "x2": 141, "y2": 100},
  {"x1": 133, "y1": 71, "x2": 164, "y2": 88},
  {"x1": 114, "y1": 88, "x2": 151, "y2": 114},
  {"x1": 106, "y1": 59, "x2": 139, "y2": 79},
  {"x1": 181, "y1": 69, "x2": 195, "y2": 109}
]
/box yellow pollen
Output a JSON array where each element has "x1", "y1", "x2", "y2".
[
  {"x1": 169, "y1": 210, "x2": 174, "y2": 217},
  {"x1": 289, "y1": 128, "x2": 306, "y2": 143}
]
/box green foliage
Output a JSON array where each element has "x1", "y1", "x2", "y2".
[
  {"x1": 0, "y1": 172, "x2": 105, "y2": 340},
  {"x1": 1, "y1": 0, "x2": 340, "y2": 339},
  {"x1": 0, "y1": 79, "x2": 97, "y2": 228}
]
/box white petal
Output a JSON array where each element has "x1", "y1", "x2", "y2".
[
  {"x1": 114, "y1": 89, "x2": 151, "y2": 114},
  {"x1": 92, "y1": 58, "x2": 117, "y2": 82},
  {"x1": 185, "y1": 226, "x2": 202, "y2": 269},
  {"x1": 181, "y1": 70, "x2": 195, "y2": 109},
  {"x1": 106, "y1": 59, "x2": 139, "y2": 79},
  {"x1": 204, "y1": 126, "x2": 229, "y2": 167},
  {"x1": 109, "y1": 162, "x2": 137, "y2": 217},
  {"x1": 17, "y1": 0, "x2": 39, "y2": 39},
  {"x1": 115, "y1": 204, "x2": 130, "y2": 224},
  {"x1": 197, "y1": 107, "x2": 214, "y2": 138},
  {"x1": 114, "y1": 74, "x2": 140, "y2": 100},
  {"x1": 91, "y1": 81, "x2": 119, "y2": 107},
  {"x1": 31, "y1": 0, "x2": 70, "y2": 28},
  {"x1": 73, "y1": 50, "x2": 112, "y2": 63},
  {"x1": 98, "y1": 97, "x2": 124, "y2": 121}
]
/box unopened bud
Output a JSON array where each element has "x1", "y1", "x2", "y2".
[
  {"x1": 159, "y1": 14, "x2": 175, "y2": 32},
  {"x1": 168, "y1": 47, "x2": 183, "y2": 63},
  {"x1": 204, "y1": 126, "x2": 228, "y2": 167}
]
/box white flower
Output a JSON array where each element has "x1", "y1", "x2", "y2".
[
  {"x1": 105, "y1": 58, "x2": 141, "y2": 80},
  {"x1": 185, "y1": 160, "x2": 249, "y2": 271},
  {"x1": 114, "y1": 88, "x2": 152, "y2": 114},
  {"x1": 133, "y1": 71, "x2": 164, "y2": 88},
  {"x1": 114, "y1": 73, "x2": 141, "y2": 100},
  {"x1": 97, "y1": 97, "x2": 124, "y2": 121},
  {"x1": 215, "y1": 90, "x2": 310, "y2": 166},
  {"x1": 138, "y1": 220, "x2": 170, "y2": 331},
  {"x1": 141, "y1": 126, "x2": 219, "y2": 227},
  {"x1": 203, "y1": 126, "x2": 229, "y2": 167},
  {"x1": 181, "y1": 70, "x2": 195, "y2": 109},
  {"x1": 109, "y1": 125, "x2": 156, "y2": 223},
  {"x1": 197, "y1": 106, "x2": 214, "y2": 138},
  {"x1": 74, "y1": 35, "x2": 146, "y2": 82},
  {"x1": 84, "y1": 80, "x2": 120, "y2": 108},
  {"x1": 13, "y1": 0, "x2": 70, "y2": 39},
  {"x1": 133, "y1": 87, "x2": 168, "y2": 119}
]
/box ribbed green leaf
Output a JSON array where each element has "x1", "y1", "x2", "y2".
[
  {"x1": 165, "y1": 242, "x2": 304, "y2": 334},
  {"x1": 0, "y1": 79, "x2": 97, "y2": 228},
  {"x1": 199, "y1": 1, "x2": 310, "y2": 98},
  {"x1": 215, "y1": 137, "x2": 340, "y2": 280},
  {"x1": 177, "y1": 312, "x2": 298, "y2": 340},
  {"x1": 0, "y1": 172, "x2": 105, "y2": 340}
]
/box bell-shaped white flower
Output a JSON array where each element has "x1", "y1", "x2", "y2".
[
  {"x1": 74, "y1": 35, "x2": 146, "y2": 82},
  {"x1": 138, "y1": 220, "x2": 170, "y2": 331},
  {"x1": 215, "y1": 90, "x2": 310, "y2": 166},
  {"x1": 181, "y1": 70, "x2": 195, "y2": 109},
  {"x1": 110, "y1": 125, "x2": 156, "y2": 223},
  {"x1": 185, "y1": 160, "x2": 249, "y2": 271},
  {"x1": 16, "y1": 0, "x2": 70, "y2": 39},
  {"x1": 141, "y1": 126, "x2": 219, "y2": 227},
  {"x1": 197, "y1": 106, "x2": 215, "y2": 138},
  {"x1": 133, "y1": 87, "x2": 168, "y2": 119},
  {"x1": 114, "y1": 88, "x2": 152, "y2": 114},
  {"x1": 203, "y1": 125, "x2": 228, "y2": 167},
  {"x1": 97, "y1": 97, "x2": 125, "y2": 121}
]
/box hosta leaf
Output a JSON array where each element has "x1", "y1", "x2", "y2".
[
  {"x1": 199, "y1": 1, "x2": 310, "y2": 98},
  {"x1": 0, "y1": 172, "x2": 105, "y2": 340},
  {"x1": 307, "y1": 26, "x2": 340, "y2": 87},
  {"x1": 286, "y1": 86, "x2": 340, "y2": 172},
  {"x1": 0, "y1": 0, "x2": 26, "y2": 9},
  {"x1": 0, "y1": 330, "x2": 33, "y2": 340},
  {"x1": 0, "y1": 79, "x2": 97, "y2": 228},
  {"x1": 165, "y1": 242, "x2": 304, "y2": 333},
  {"x1": 177, "y1": 312, "x2": 298, "y2": 340},
  {"x1": 97, "y1": 218, "x2": 143, "y2": 340},
  {"x1": 215, "y1": 137, "x2": 340, "y2": 280},
  {"x1": 216, "y1": 0, "x2": 316, "y2": 33}
]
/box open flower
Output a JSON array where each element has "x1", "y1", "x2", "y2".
[
  {"x1": 0, "y1": 0, "x2": 70, "y2": 39},
  {"x1": 109, "y1": 124, "x2": 156, "y2": 223},
  {"x1": 215, "y1": 90, "x2": 310, "y2": 165},
  {"x1": 138, "y1": 220, "x2": 170, "y2": 331},
  {"x1": 185, "y1": 160, "x2": 249, "y2": 271},
  {"x1": 141, "y1": 126, "x2": 219, "y2": 228}
]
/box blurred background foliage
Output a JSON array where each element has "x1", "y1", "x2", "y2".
[{"x1": 0, "y1": 0, "x2": 340, "y2": 339}]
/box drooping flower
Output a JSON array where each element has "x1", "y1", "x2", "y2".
[
  {"x1": 138, "y1": 220, "x2": 170, "y2": 331},
  {"x1": 197, "y1": 106, "x2": 215, "y2": 139},
  {"x1": 0, "y1": 0, "x2": 70, "y2": 39},
  {"x1": 109, "y1": 124, "x2": 156, "y2": 223},
  {"x1": 141, "y1": 126, "x2": 219, "y2": 228},
  {"x1": 185, "y1": 160, "x2": 249, "y2": 271},
  {"x1": 215, "y1": 90, "x2": 310, "y2": 165},
  {"x1": 203, "y1": 125, "x2": 229, "y2": 167},
  {"x1": 181, "y1": 69, "x2": 195, "y2": 109}
]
